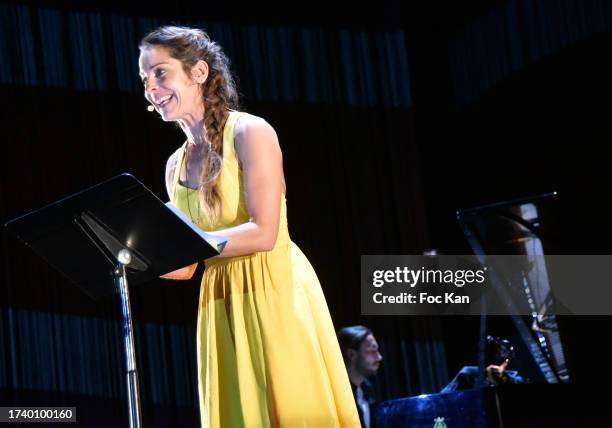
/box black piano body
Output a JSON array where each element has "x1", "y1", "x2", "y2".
[{"x1": 375, "y1": 384, "x2": 612, "y2": 427}]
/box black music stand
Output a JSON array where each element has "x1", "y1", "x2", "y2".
[{"x1": 4, "y1": 173, "x2": 224, "y2": 428}]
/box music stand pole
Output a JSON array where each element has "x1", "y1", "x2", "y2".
[{"x1": 115, "y1": 249, "x2": 142, "y2": 428}]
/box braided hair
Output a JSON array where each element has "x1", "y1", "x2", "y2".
[{"x1": 140, "y1": 26, "x2": 240, "y2": 222}]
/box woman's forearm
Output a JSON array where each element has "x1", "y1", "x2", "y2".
[{"x1": 207, "y1": 221, "x2": 278, "y2": 257}]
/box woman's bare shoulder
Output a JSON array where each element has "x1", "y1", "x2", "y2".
[
  {"x1": 166, "y1": 146, "x2": 183, "y2": 167},
  {"x1": 165, "y1": 145, "x2": 184, "y2": 199},
  {"x1": 233, "y1": 112, "x2": 277, "y2": 150},
  {"x1": 235, "y1": 110, "x2": 273, "y2": 131}
]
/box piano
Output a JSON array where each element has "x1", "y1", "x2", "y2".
[
  {"x1": 374, "y1": 384, "x2": 611, "y2": 427},
  {"x1": 374, "y1": 193, "x2": 610, "y2": 427}
]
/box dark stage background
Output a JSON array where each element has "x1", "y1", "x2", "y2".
[{"x1": 2, "y1": 0, "x2": 612, "y2": 426}]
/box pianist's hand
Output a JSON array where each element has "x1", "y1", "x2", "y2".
[{"x1": 486, "y1": 359, "x2": 509, "y2": 386}]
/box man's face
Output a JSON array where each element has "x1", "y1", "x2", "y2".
[{"x1": 354, "y1": 334, "x2": 383, "y2": 377}]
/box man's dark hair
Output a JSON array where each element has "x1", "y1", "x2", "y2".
[
  {"x1": 486, "y1": 335, "x2": 515, "y2": 365},
  {"x1": 337, "y1": 325, "x2": 373, "y2": 364}
]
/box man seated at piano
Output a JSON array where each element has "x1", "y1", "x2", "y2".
[
  {"x1": 337, "y1": 325, "x2": 383, "y2": 428},
  {"x1": 441, "y1": 335, "x2": 525, "y2": 393}
]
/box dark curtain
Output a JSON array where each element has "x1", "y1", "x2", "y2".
[
  {"x1": 448, "y1": 0, "x2": 612, "y2": 105},
  {"x1": 0, "y1": 3, "x2": 449, "y2": 426}
]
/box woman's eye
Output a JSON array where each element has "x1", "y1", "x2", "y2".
[{"x1": 141, "y1": 69, "x2": 165, "y2": 86}]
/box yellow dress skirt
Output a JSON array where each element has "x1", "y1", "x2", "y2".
[{"x1": 171, "y1": 111, "x2": 360, "y2": 427}]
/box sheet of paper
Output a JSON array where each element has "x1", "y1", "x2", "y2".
[{"x1": 165, "y1": 201, "x2": 228, "y2": 253}]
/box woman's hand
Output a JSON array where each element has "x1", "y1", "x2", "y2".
[{"x1": 160, "y1": 263, "x2": 198, "y2": 280}]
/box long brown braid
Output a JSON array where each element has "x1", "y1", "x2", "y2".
[{"x1": 140, "y1": 26, "x2": 240, "y2": 222}]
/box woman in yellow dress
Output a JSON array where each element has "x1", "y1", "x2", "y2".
[{"x1": 139, "y1": 26, "x2": 360, "y2": 427}]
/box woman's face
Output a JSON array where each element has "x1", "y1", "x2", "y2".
[{"x1": 139, "y1": 46, "x2": 204, "y2": 122}]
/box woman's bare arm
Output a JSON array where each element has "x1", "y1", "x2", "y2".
[{"x1": 205, "y1": 114, "x2": 283, "y2": 257}]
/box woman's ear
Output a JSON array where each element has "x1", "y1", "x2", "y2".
[{"x1": 192, "y1": 60, "x2": 209, "y2": 84}]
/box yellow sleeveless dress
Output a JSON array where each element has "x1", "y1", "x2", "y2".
[{"x1": 171, "y1": 111, "x2": 360, "y2": 427}]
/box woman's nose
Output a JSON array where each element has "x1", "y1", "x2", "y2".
[{"x1": 144, "y1": 78, "x2": 158, "y2": 94}]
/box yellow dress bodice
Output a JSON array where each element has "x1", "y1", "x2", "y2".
[{"x1": 170, "y1": 110, "x2": 290, "y2": 252}]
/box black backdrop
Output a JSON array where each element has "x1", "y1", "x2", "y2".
[{"x1": 2, "y1": 0, "x2": 612, "y2": 426}]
